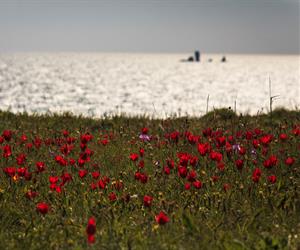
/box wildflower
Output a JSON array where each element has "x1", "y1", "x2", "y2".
[
  {"x1": 193, "y1": 180, "x2": 202, "y2": 189},
  {"x1": 210, "y1": 151, "x2": 222, "y2": 162},
  {"x1": 138, "y1": 132, "x2": 149, "y2": 141},
  {"x1": 163, "y1": 166, "x2": 170, "y2": 175},
  {"x1": 252, "y1": 168, "x2": 262, "y2": 183},
  {"x1": 91, "y1": 171, "x2": 100, "y2": 180},
  {"x1": 263, "y1": 155, "x2": 278, "y2": 168},
  {"x1": 260, "y1": 134, "x2": 273, "y2": 146},
  {"x1": 16, "y1": 153, "x2": 26, "y2": 165},
  {"x1": 78, "y1": 169, "x2": 88, "y2": 179},
  {"x1": 130, "y1": 153, "x2": 139, "y2": 162},
  {"x1": 268, "y1": 175, "x2": 277, "y2": 184},
  {"x1": 184, "y1": 183, "x2": 191, "y2": 190},
  {"x1": 285, "y1": 157, "x2": 295, "y2": 166},
  {"x1": 155, "y1": 211, "x2": 169, "y2": 225},
  {"x1": 86, "y1": 217, "x2": 96, "y2": 244},
  {"x1": 108, "y1": 192, "x2": 117, "y2": 202},
  {"x1": 187, "y1": 170, "x2": 197, "y2": 182},
  {"x1": 2, "y1": 130, "x2": 13, "y2": 141},
  {"x1": 223, "y1": 183, "x2": 230, "y2": 192},
  {"x1": 36, "y1": 202, "x2": 49, "y2": 215},
  {"x1": 25, "y1": 190, "x2": 38, "y2": 200},
  {"x1": 178, "y1": 166, "x2": 188, "y2": 178},
  {"x1": 235, "y1": 159, "x2": 244, "y2": 170},
  {"x1": 197, "y1": 143, "x2": 210, "y2": 156},
  {"x1": 36, "y1": 162, "x2": 46, "y2": 173},
  {"x1": 3, "y1": 145, "x2": 12, "y2": 158},
  {"x1": 143, "y1": 195, "x2": 153, "y2": 207},
  {"x1": 217, "y1": 162, "x2": 225, "y2": 171},
  {"x1": 279, "y1": 133, "x2": 288, "y2": 141}
]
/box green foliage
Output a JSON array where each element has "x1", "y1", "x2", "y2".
[{"x1": 0, "y1": 109, "x2": 299, "y2": 249}]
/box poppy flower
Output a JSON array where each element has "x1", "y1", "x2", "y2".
[
  {"x1": 16, "y1": 153, "x2": 26, "y2": 165},
  {"x1": 108, "y1": 192, "x2": 117, "y2": 202},
  {"x1": 36, "y1": 162, "x2": 46, "y2": 173},
  {"x1": 178, "y1": 166, "x2": 188, "y2": 178},
  {"x1": 210, "y1": 151, "x2": 222, "y2": 162},
  {"x1": 197, "y1": 143, "x2": 210, "y2": 156},
  {"x1": 252, "y1": 168, "x2": 262, "y2": 183},
  {"x1": 143, "y1": 195, "x2": 153, "y2": 207},
  {"x1": 184, "y1": 183, "x2": 191, "y2": 190},
  {"x1": 285, "y1": 157, "x2": 295, "y2": 166},
  {"x1": 223, "y1": 183, "x2": 230, "y2": 192},
  {"x1": 164, "y1": 166, "x2": 170, "y2": 175},
  {"x1": 141, "y1": 127, "x2": 149, "y2": 135},
  {"x1": 2, "y1": 130, "x2": 13, "y2": 141},
  {"x1": 235, "y1": 159, "x2": 244, "y2": 170},
  {"x1": 130, "y1": 153, "x2": 139, "y2": 162},
  {"x1": 187, "y1": 170, "x2": 197, "y2": 182},
  {"x1": 279, "y1": 133, "x2": 288, "y2": 141},
  {"x1": 267, "y1": 175, "x2": 277, "y2": 184},
  {"x1": 36, "y1": 202, "x2": 49, "y2": 215},
  {"x1": 155, "y1": 211, "x2": 169, "y2": 225},
  {"x1": 25, "y1": 190, "x2": 38, "y2": 200},
  {"x1": 3, "y1": 145, "x2": 12, "y2": 158},
  {"x1": 193, "y1": 180, "x2": 202, "y2": 189},
  {"x1": 79, "y1": 169, "x2": 88, "y2": 179},
  {"x1": 260, "y1": 134, "x2": 273, "y2": 146},
  {"x1": 86, "y1": 217, "x2": 96, "y2": 244}
]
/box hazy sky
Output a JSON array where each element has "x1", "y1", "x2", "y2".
[{"x1": 0, "y1": 0, "x2": 299, "y2": 54}]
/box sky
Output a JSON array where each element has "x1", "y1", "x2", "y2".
[{"x1": 0, "y1": 0, "x2": 299, "y2": 54}]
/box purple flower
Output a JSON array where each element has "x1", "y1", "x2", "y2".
[
  {"x1": 232, "y1": 144, "x2": 241, "y2": 152},
  {"x1": 139, "y1": 134, "x2": 151, "y2": 142}
]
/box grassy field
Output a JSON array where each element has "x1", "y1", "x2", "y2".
[{"x1": 0, "y1": 108, "x2": 299, "y2": 250}]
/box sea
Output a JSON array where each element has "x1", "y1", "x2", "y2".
[{"x1": 0, "y1": 53, "x2": 299, "y2": 118}]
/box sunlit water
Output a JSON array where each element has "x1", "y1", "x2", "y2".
[{"x1": 0, "y1": 53, "x2": 299, "y2": 118}]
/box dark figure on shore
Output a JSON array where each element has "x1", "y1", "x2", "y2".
[
  {"x1": 187, "y1": 56, "x2": 194, "y2": 62},
  {"x1": 194, "y1": 50, "x2": 200, "y2": 62},
  {"x1": 221, "y1": 56, "x2": 226, "y2": 62}
]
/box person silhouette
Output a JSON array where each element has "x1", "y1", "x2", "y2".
[
  {"x1": 221, "y1": 56, "x2": 227, "y2": 62},
  {"x1": 194, "y1": 50, "x2": 200, "y2": 62}
]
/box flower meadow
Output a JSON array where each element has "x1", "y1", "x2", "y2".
[{"x1": 0, "y1": 109, "x2": 299, "y2": 250}]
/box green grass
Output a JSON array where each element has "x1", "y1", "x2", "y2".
[{"x1": 0, "y1": 108, "x2": 299, "y2": 250}]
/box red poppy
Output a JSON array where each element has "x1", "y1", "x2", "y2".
[
  {"x1": 178, "y1": 166, "x2": 188, "y2": 178},
  {"x1": 252, "y1": 168, "x2": 262, "y2": 183},
  {"x1": 25, "y1": 190, "x2": 38, "y2": 200},
  {"x1": 197, "y1": 143, "x2": 210, "y2": 156},
  {"x1": 86, "y1": 217, "x2": 96, "y2": 244},
  {"x1": 141, "y1": 127, "x2": 149, "y2": 135},
  {"x1": 223, "y1": 183, "x2": 230, "y2": 192},
  {"x1": 36, "y1": 202, "x2": 49, "y2": 215},
  {"x1": 36, "y1": 162, "x2": 46, "y2": 173},
  {"x1": 279, "y1": 133, "x2": 288, "y2": 141},
  {"x1": 16, "y1": 153, "x2": 26, "y2": 165},
  {"x1": 2, "y1": 130, "x2": 13, "y2": 141},
  {"x1": 130, "y1": 153, "x2": 139, "y2": 162},
  {"x1": 79, "y1": 169, "x2": 88, "y2": 179},
  {"x1": 108, "y1": 192, "x2": 117, "y2": 201},
  {"x1": 184, "y1": 183, "x2": 191, "y2": 190},
  {"x1": 285, "y1": 157, "x2": 295, "y2": 166},
  {"x1": 267, "y1": 175, "x2": 277, "y2": 184},
  {"x1": 210, "y1": 151, "x2": 222, "y2": 162},
  {"x1": 193, "y1": 180, "x2": 202, "y2": 189},
  {"x1": 155, "y1": 211, "x2": 169, "y2": 225},
  {"x1": 143, "y1": 195, "x2": 153, "y2": 207},
  {"x1": 3, "y1": 145, "x2": 12, "y2": 158},
  {"x1": 235, "y1": 159, "x2": 244, "y2": 170},
  {"x1": 164, "y1": 166, "x2": 170, "y2": 175},
  {"x1": 260, "y1": 134, "x2": 273, "y2": 146}
]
